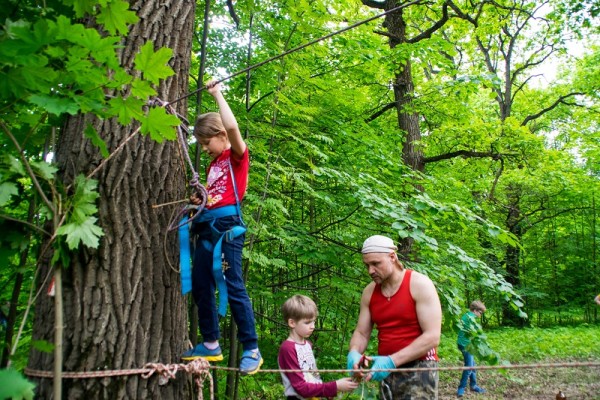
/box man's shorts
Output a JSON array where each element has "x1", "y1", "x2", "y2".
[{"x1": 380, "y1": 360, "x2": 438, "y2": 400}]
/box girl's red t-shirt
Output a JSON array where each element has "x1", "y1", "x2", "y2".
[{"x1": 206, "y1": 147, "x2": 249, "y2": 209}]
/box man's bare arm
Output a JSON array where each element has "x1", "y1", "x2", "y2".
[{"x1": 349, "y1": 283, "x2": 375, "y2": 355}]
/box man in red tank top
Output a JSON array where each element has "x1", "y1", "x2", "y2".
[{"x1": 347, "y1": 235, "x2": 442, "y2": 399}]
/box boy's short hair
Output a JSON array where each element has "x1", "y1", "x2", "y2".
[
  {"x1": 470, "y1": 300, "x2": 486, "y2": 313},
  {"x1": 282, "y1": 295, "x2": 318, "y2": 322},
  {"x1": 194, "y1": 112, "x2": 225, "y2": 139}
]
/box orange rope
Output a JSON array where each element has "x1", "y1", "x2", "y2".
[
  {"x1": 24, "y1": 360, "x2": 600, "y2": 378},
  {"x1": 23, "y1": 360, "x2": 600, "y2": 400},
  {"x1": 25, "y1": 359, "x2": 213, "y2": 400}
]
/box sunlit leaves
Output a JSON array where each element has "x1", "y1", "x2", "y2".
[
  {"x1": 109, "y1": 96, "x2": 145, "y2": 125},
  {"x1": 0, "y1": 182, "x2": 18, "y2": 206},
  {"x1": 140, "y1": 106, "x2": 179, "y2": 142},
  {"x1": 96, "y1": 0, "x2": 139, "y2": 36},
  {"x1": 56, "y1": 216, "x2": 103, "y2": 249},
  {"x1": 28, "y1": 94, "x2": 79, "y2": 116},
  {"x1": 135, "y1": 42, "x2": 175, "y2": 85}
]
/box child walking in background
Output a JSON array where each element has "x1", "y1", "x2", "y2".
[
  {"x1": 278, "y1": 295, "x2": 358, "y2": 400},
  {"x1": 181, "y1": 80, "x2": 262, "y2": 375},
  {"x1": 456, "y1": 300, "x2": 487, "y2": 397}
]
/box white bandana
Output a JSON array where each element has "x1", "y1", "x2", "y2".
[{"x1": 361, "y1": 235, "x2": 398, "y2": 254}]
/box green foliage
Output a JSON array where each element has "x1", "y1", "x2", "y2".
[
  {"x1": 0, "y1": 0, "x2": 184, "y2": 381},
  {"x1": 134, "y1": 42, "x2": 175, "y2": 85},
  {"x1": 0, "y1": 0, "x2": 598, "y2": 398},
  {"x1": 486, "y1": 325, "x2": 600, "y2": 362},
  {"x1": 0, "y1": 0, "x2": 182, "y2": 263},
  {"x1": 0, "y1": 368, "x2": 35, "y2": 400}
]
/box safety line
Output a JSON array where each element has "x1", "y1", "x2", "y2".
[
  {"x1": 167, "y1": 0, "x2": 424, "y2": 106},
  {"x1": 26, "y1": 359, "x2": 214, "y2": 400},
  {"x1": 213, "y1": 361, "x2": 600, "y2": 374},
  {"x1": 24, "y1": 360, "x2": 600, "y2": 379}
]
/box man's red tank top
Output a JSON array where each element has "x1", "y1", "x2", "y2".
[{"x1": 369, "y1": 269, "x2": 438, "y2": 361}]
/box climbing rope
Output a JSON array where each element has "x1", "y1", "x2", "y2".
[
  {"x1": 25, "y1": 359, "x2": 214, "y2": 400},
  {"x1": 23, "y1": 359, "x2": 600, "y2": 400},
  {"x1": 146, "y1": 98, "x2": 208, "y2": 232},
  {"x1": 25, "y1": 360, "x2": 600, "y2": 378}
]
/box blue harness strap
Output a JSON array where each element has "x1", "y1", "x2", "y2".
[
  {"x1": 197, "y1": 205, "x2": 246, "y2": 317},
  {"x1": 178, "y1": 214, "x2": 193, "y2": 295}
]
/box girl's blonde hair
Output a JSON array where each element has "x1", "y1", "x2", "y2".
[
  {"x1": 282, "y1": 295, "x2": 318, "y2": 322},
  {"x1": 194, "y1": 112, "x2": 225, "y2": 139}
]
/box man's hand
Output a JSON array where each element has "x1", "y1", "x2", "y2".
[
  {"x1": 368, "y1": 356, "x2": 395, "y2": 382},
  {"x1": 347, "y1": 350, "x2": 362, "y2": 374}
]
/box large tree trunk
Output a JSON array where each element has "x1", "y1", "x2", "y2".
[
  {"x1": 382, "y1": 2, "x2": 424, "y2": 254},
  {"x1": 384, "y1": 6, "x2": 424, "y2": 174},
  {"x1": 28, "y1": 1, "x2": 196, "y2": 398}
]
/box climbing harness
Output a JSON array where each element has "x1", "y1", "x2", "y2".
[
  {"x1": 167, "y1": 115, "x2": 246, "y2": 316},
  {"x1": 162, "y1": 103, "x2": 209, "y2": 295},
  {"x1": 192, "y1": 158, "x2": 246, "y2": 316}
]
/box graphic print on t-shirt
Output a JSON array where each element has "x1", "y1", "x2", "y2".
[
  {"x1": 296, "y1": 343, "x2": 322, "y2": 384},
  {"x1": 207, "y1": 157, "x2": 228, "y2": 207}
]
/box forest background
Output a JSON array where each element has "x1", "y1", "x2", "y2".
[{"x1": 0, "y1": 0, "x2": 599, "y2": 398}]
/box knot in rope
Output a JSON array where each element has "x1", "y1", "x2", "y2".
[
  {"x1": 142, "y1": 360, "x2": 213, "y2": 399},
  {"x1": 184, "y1": 359, "x2": 213, "y2": 400},
  {"x1": 142, "y1": 362, "x2": 179, "y2": 385},
  {"x1": 147, "y1": 97, "x2": 169, "y2": 107},
  {"x1": 189, "y1": 172, "x2": 202, "y2": 191}
]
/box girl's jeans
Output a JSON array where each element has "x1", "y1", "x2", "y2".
[
  {"x1": 458, "y1": 345, "x2": 477, "y2": 390},
  {"x1": 191, "y1": 215, "x2": 258, "y2": 351}
]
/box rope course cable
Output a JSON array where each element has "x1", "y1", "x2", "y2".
[
  {"x1": 25, "y1": 359, "x2": 214, "y2": 400},
  {"x1": 166, "y1": 0, "x2": 424, "y2": 106},
  {"x1": 143, "y1": 1, "x2": 427, "y2": 210},
  {"x1": 23, "y1": 361, "x2": 600, "y2": 399},
  {"x1": 24, "y1": 360, "x2": 600, "y2": 378},
  {"x1": 209, "y1": 361, "x2": 600, "y2": 374}
]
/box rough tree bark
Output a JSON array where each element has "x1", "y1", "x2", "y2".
[{"x1": 27, "y1": 1, "x2": 196, "y2": 398}]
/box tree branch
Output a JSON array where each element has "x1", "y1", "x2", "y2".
[
  {"x1": 408, "y1": 2, "x2": 450, "y2": 43},
  {"x1": 365, "y1": 102, "x2": 396, "y2": 122},
  {"x1": 521, "y1": 92, "x2": 585, "y2": 126},
  {"x1": 361, "y1": 0, "x2": 386, "y2": 9},
  {"x1": 0, "y1": 121, "x2": 56, "y2": 214},
  {"x1": 226, "y1": 0, "x2": 240, "y2": 28},
  {"x1": 0, "y1": 214, "x2": 51, "y2": 236},
  {"x1": 310, "y1": 206, "x2": 361, "y2": 235},
  {"x1": 488, "y1": 157, "x2": 505, "y2": 200},
  {"x1": 423, "y1": 150, "x2": 514, "y2": 164}
]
